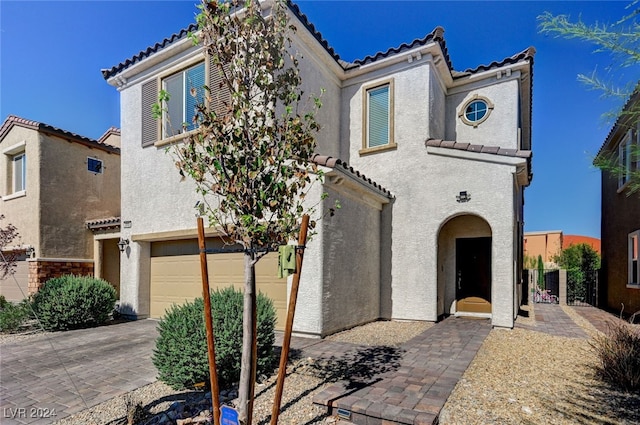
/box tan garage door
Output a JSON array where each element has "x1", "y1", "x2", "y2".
[
  {"x1": 150, "y1": 250, "x2": 287, "y2": 330},
  {"x1": 0, "y1": 255, "x2": 29, "y2": 302}
]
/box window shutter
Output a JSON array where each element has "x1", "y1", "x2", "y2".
[
  {"x1": 208, "y1": 54, "x2": 231, "y2": 117},
  {"x1": 368, "y1": 86, "x2": 389, "y2": 148},
  {"x1": 141, "y1": 79, "x2": 158, "y2": 147}
]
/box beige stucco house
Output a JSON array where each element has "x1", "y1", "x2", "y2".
[
  {"x1": 102, "y1": 1, "x2": 533, "y2": 335},
  {"x1": 0, "y1": 115, "x2": 121, "y2": 301}
]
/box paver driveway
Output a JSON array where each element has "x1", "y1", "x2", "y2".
[{"x1": 0, "y1": 320, "x2": 159, "y2": 424}]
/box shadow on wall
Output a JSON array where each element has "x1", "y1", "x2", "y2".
[{"x1": 380, "y1": 200, "x2": 394, "y2": 319}]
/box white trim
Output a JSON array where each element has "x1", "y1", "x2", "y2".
[
  {"x1": 2, "y1": 190, "x2": 26, "y2": 201},
  {"x1": 629, "y1": 230, "x2": 640, "y2": 286},
  {"x1": 2, "y1": 140, "x2": 26, "y2": 155}
]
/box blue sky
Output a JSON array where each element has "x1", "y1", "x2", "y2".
[{"x1": 0, "y1": 1, "x2": 634, "y2": 238}]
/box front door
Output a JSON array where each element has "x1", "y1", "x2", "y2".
[{"x1": 456, "y1": 237, "x2": 491, "y2": 314}]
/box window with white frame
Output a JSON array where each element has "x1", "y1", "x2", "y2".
[
  {"x1": 630, "y1": 230, "x2": 640, "y2": 285},
  {"x1": 619, "y1": 130, "x2": 633, "y2": 189},
  {"x1": 162, "y1": 62, "x2": 205, "y2": 139},
  {"x1": 362, "y1": 79, "x2": 395, "y2": 152},
  {"x1": 12, "y1": 152, "x2": 26, "y2": 193}
]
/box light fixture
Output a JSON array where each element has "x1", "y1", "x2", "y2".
[
  {"x1": 456, "y1": 191, "x2": 471, "y2": 203},
  {"x1": 117, "y1": 238, "x2": 129, "y2": 253}
]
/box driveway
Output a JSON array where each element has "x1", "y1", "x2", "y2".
[{"x1": 0, "y1": 320, "x2": 159, "y2": 424}]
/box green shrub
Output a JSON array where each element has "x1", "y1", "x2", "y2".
[
  {"x1": 591, "y1": 321, "x2": 640, "y2": 391},
  {"x1": 0, "y1": 295, "x2": 9, "y2": 309},
  {"x1": 32, "y1": 275, "x2": 117, "y2": 331},
  {"x1": 153, "y1": 286, "x2": 276, "y2": 390},
  {"x1": 0, "y1": 300, "x2": 30, "y2": 333}
]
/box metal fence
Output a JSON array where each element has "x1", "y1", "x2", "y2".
[
  {"x1": 525, "y1": 269, "x2": 560, "y2": 304},
  {"x1": 524, "y1": 268, "x2": 599, "y2": 306}
]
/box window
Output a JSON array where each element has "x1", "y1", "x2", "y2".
[
  {"x1": 12, "y1": 153, "x2": 25, "y2": 193},
  {"x1": 162, "y1": 62, "x2": 205, "y2": 139},
  {"x1": 87, "y1": 157, "x2": 103, "y2": 174},
  {"x1": 459, "y1": 95, "x2": 494, "y2": 127},
  {"x1": 361, "y1": 79, "x2": 395, "y2": 154},
  {"x1": 618, "y1": 130, "x2": 633, "y2": 189},
  {"x1": 630, "y1": 231, "x2": 640, "y2": 286}
]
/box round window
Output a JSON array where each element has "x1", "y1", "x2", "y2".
[
  {"x1": 465, "y1": 100, "x2": 488, "y2": 122},
  {"x1": 459, "y1": 96, "x2": 494, "y2": 127}
]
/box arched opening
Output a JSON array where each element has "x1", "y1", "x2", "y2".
[{"x1": 437, "y1": 214, "x2": 492, "y2": 318}]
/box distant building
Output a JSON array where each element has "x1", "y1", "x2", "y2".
[{"x1": 524, "y1": 231, "x2": 601, "y2": 268}]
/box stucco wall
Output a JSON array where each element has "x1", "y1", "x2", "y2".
[
  {"x1": 292, "y1": 171, "x2": 387, "y2": 337},
  {"x1": 445, "y1": 77, "x2": 520, "y2": 149},
  {"x1": 39, "y1": 133, "x2": 120, "y2": 259},
  {"x1": 342, "y1": 58, "x2": 522, "y2": 327},
  {"x1": 0, "y1": 126, "x2": 41, "y2": 252}
]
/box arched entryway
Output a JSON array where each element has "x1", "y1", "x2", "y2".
[{"x1": 437, "y1": 214, "x2": 492, "y2": 318}]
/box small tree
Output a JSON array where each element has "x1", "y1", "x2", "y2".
[
  {"x1": 538, "y1": 2, "x2": 640, "y2": 195},
  {"x1": 555, "y1": 243, "x2": 601, "y2": 303},
  {"x1": 0, "y1": 215, "x2": 19, "y2": 280},
  {"x1": 166, "y1": 1, "x2": 323, "y2": 422},
  {"x1": 537, "y1": 254, "x2": 545, "y2": 288}
]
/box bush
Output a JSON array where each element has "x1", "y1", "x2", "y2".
[
  {"x1": 153, "y1": 286, "x2": 277, "y2": 390},
  {"x1": 591, "y1": 321, "x2": 640, "y2": 391},
  {"x1": 32, "y1": 275, "x2": 117, "y2": 331},
  {"x1": 0, "y1": 299, "x2": 31, "y2": 333}
]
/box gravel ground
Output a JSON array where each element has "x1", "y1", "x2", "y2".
[
  {"x1": 440, "y1": 303, "x2": 640, "y2": 425},
  {"x1": 7, "y1": 307, "x2": 640, "y2": 425}
]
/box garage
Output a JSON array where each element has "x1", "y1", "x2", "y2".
[
  {"x1": 149, "y1": 239, "x2": 287, "y2": 330},
  {"x1": 0, "y1": 254, "x2": 29, "y2": 302}
]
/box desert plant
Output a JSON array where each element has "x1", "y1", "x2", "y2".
[
  {"x1": 31, "y1": 275, "x2": 117, "y2": 331},
  {"x1": 153, "y1": 286, "x2": 276, "y2": 390},
  {"x1": 591, "y1": 321, "x2": 640, "y2": 391},
  {"x1": 0, "y1": 299, "x2": 30, "y2": 333}
]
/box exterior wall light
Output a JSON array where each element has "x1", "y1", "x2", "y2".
[
  {"x1": 117, "y1": 238, "x2": 129, "y2": 252},
  {"x1": 456, "y1": 191, "x2": 471, "y2": 203}
]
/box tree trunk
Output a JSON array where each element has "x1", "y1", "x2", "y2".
[{"x1": 238, "y1": 251, "x2": 257, "y2": 424}]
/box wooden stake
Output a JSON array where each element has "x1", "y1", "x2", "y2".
[
  {"x1": 270, "y1": 214, "x2": 310, "y2": 425},
  {"x1": 197, "y1": 217, "x2": 221, "y2": 425}
]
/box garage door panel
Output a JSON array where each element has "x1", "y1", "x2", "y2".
[{"x1": 150, "y1": 251, "x2": 286, "y2": 330}]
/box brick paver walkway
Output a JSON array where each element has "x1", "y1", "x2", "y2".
[
  {"x1": 0, "y1": 320, "x2": 159, "y2": 424},
  {"x1": 0, "y1": 304, "x2": 623, "y2": 425},
  {"x1": 311, "y1": 317, "x2": 491, "y2": 425}
]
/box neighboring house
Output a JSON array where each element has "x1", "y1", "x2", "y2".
[
  {"x1": 524, "y1": 231, "x2": 601, "y2": 267},
  {"x1": 102, "y1": 2, "x2": 533, "y2": 335},
  {"x1": 524, "y1": 230, "x2": 563, "y2": 266},
  {"x1": 563, "y1": 235, "x2": 601, "y2": 255},
  {"x1": 0, "y1": 115, "x2": 121, "y2": 301},
  {"x1": 596, "y1": 90, "x2": 640, "y2": 314}
]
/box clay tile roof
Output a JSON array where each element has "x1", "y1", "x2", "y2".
[
  {"x1": 102, "y1": 3, "x2": 455, "y2": 79},
  {"x1": 102, "y1": 23, "x2": 199, "y2": 79},
  {"x1": 86, "y1": 217, "x2": 121, "y2": 231},
  {"x1": 458, "y1": 46, "x2": 536, "y2": 76},
  {"x1": 97, "y1": 127, "x2": 121, "y2": 145},
  {"x1": 0, "y1": 115, "x2": 121, "y2": 154},
  {"x1": 595, "y1": 85, "x2": 640, "y2": 160},
  {"x1": 311, "y1": 154, "x2": 393, "y2": 198},
  {"x1": 425, "y1": 138, "x2": 532, "y2": 159},
  {"x1": 351, "y1": 26, "x2": 453, "y2": 70}
]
